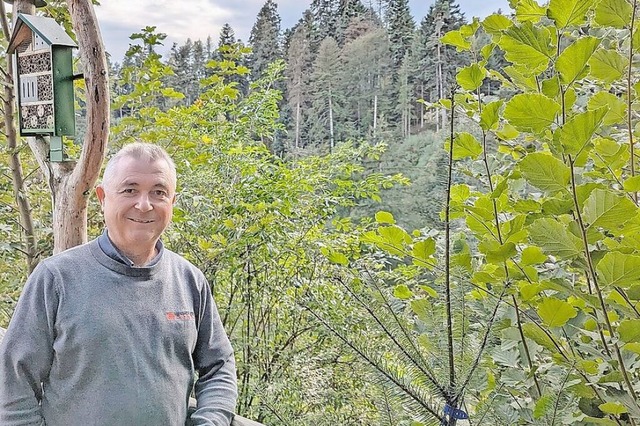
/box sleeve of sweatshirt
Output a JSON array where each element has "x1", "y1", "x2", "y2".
[
  {"x1": 189, "y1": 278, "x2": 238, "y2": 426},
  {"x1": 0, "y1": 262, "x2": 58, "y2": 425}
]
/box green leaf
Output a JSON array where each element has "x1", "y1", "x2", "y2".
[
  {"x1": 556, "y1": 108, "x2": 607, "y2": 155},
  {"x1": 495, "y1": 123, "x2": 520, "y2": 141},
  {"x1": 541, "y1": 77, "x2": 561, "y2": 98},
  {"x1": 529, "y1": 218, "x2": 583, "y2": 259},
  {"x1": 542, "y1": 197, "x2": 573, "y2": 215},
  {"x1": 441, "y1": 30, "x2": 471, "y2": 50},
  {"x1": 456, "y1": 64, "x2": 486, "y2": 91},
  {"x1": 633, "y1": 27, "x2": 640, "y2": 53},
  {"x1": 519, "y1": 153, "x2": 570, "y2": 193},
  {"x1": 588, "y1": 92, "x2": 627, "y2": 126},
  {"x1": 578, "y1": 360, "x2": 599, "y2": 375},
  {"x1": 618, "y1": 319, "x2": 640, "y2": 343},
  {"x1": 598, "y1": 402, "x2": 628, "y2": 416},
  {"x1": 449, "y1": 132, "x2": 482, "y2": 160},
  {"x1": 597, "y1": 251, "x2": 640, "y2": 288},
  {"x1": 410, "y1": 298, "x2": 431, "y2": 321},
  {"x1": 522, "y1": 322, "x2": 557, "y2": 352},
  {"x1": 460, "y1": 20, "x2": 480, "y2": 37},
  {"x1": 588, "y1": 49, "x2": 627, "y2": 83},
  {"x1": 628, "y1": 285, "x2": 640, "y2": 300},
  {"x1": 515, "y1": 0, "x2": 548, "y2": 22},
  {"x1": 534, "y1": 394, "x2": 553, "y2": 419},
  {"x1": 623, "y1": 176, "x2": 640, "y2": 192},
  {"x1": 479, "y1": 240, "x2": 517, "y2": 263},
  {"x1": 522, "y1": 246, "x2": 548, "y2": 265},
  {"x1": 623, "y1": 342, "x2": 640, "y2": 354},
  {"x1": 480, "y1": 100, "x2": 503, "y2": 131},
  {"x1": 376, "y1": 225, "x2": 412, "y2": 257},
  {"x1": 322, "y1": 249, "x2": 349, "y2": 266},
  {"x1": 503, "y1": 65, "x2": 540, "y2": 91},
  {"x1": 504, "y1": 94, "x2": 560, "y2": 133},
  {"x1": 481, "y1": 43, "x2": 495, "y2": 61},
  {"x1": 420, "y1": 285, "x2": 438, "y2": 298},
  {"x1": 538, "y1": 297, "x2": 578, "y2": 327},
  {"x1": 450, "y1": 184, "x2": 470, "y2": 202},
  {"x1": 499, "y1": 22, "x2": 554, "y2": 74},
  {"x1": 412, "y1": 239, "x2": 436, "y2": 267},
  {"x1": 394, "y1": 284, "x2": 413, "y2": 300},
  {"x1": 491, "y1": 178, "x2": 509, "y2": 199},
  {"x1": 594, "y1": 0, "x2": 633, "y2": 28},
  {"x1": 492, "y1": 348, "x2": 520, "y2": 367},
  {"x1": 514, "y1": 199, "x2": 542, "y2": 213},
  {"x1": 556, "y1": 36, "x2": 600, "y2": 86},
  {"x1": 375, "y1": 211, "x2": 395, "y2": 224},
  {"x1": 483, "y1": 13, "x2": 513, "y2": 35},
  {"x1": 548, "y1": 0, "x2": 596, "y2": 28},
  {"x1": 583, "y1": 189, "x2": 637, "y2": 230}
]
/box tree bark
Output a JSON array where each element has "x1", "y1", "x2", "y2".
[
  {"x1": 328, "y1": 90, "x2": 334, "y2": 151},
  {"x1": 295, "y1": 100, "x2": 300, "y2": 149},
  {"x1": 2, "y1": 0, "x2": 38, "y2": 272},
  {"x1": 36, "y1": 0, "x2": 110, "y2": 253},
  {"x1": 49, "y1": 0, "x2": 110, "y2": 253},
  {"x1": 7, "y1": 0, "x2": 109, "y2": 255}
]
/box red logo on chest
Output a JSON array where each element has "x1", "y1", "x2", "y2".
[{"x1": 166, "y1": 311, "x2": 195, "y2": 321}]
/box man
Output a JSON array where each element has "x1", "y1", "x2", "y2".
[{"x1": 0, "y1": 143, "x2": 238, "y2": 425}]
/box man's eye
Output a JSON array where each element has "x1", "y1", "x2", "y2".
[
  {"x1": 122, "y1": 188, "x2": 135, "y2": 194},
  {"x1": 154, "y1": 190, "x2": 167, "y2": 197}
]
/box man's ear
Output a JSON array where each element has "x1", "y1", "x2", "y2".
[{"x1": 96, "y1": 185, "x2": 105, "y2": 207}]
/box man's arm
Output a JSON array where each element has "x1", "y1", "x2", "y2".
[
  {"x1": 0, "y1": 263, "x2": 57, "y2": 425},
  {"x1": 189, "y1": 280, "x2": 238, "y2": 426}
]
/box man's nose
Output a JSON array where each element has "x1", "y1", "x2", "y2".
[{"x1": 135, "y1": 193, "x2": 153, "y2": 212}]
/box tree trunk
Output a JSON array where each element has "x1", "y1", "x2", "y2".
[
  {"x1": 1, "y1": 1, "x2": 38, "y2": 272},
  {"x1": 373, "y1": 93, "x2": 378, "y2": 139},
  {"x1": 420, "y1": 83, "x2": 424, "y2": 129},
  {"x1": 328, "y1": 90, "x2": 334, "y2": 151},
  {"x1": 295, "y1": 100, "x2": 300, "y2": 149},
  {"x1": 12, "y1": 0, "x2": 110, "y2": 254}
]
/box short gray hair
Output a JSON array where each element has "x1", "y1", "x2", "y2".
[{"x1": 102, "y1": 142, "x2": 177, "y2": 188}]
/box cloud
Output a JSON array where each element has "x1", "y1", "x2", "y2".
[{"x1": 95, "y1": 0, "x2": 237, "y2": 59}]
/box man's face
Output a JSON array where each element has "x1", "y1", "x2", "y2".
[{"x1": 96, "y1": 156, "x2": 176, "y2": 255}]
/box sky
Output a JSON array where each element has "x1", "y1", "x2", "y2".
[{"x1": 89, "y1": 0, "x2": 511, "y2": 61}]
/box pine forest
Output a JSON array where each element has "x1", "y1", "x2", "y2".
[{"x1": 2, "y1": 0, "x2": 640, "y2": 424}]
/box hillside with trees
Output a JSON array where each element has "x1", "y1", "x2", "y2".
[{"x1": 2, "y1": 0, "x2": 640, "y2": 425}]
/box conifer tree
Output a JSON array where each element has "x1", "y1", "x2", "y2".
[
  {"x1": 166, "y1": 39, "x2": 196, "y2": 104},
  {"x1": 219, "y1": 23, "x2": 237, "y2": 47},
  {"x1": 382, "y1": 0, "x2": 415, "y2": 127},
  {"x1": 335, "y1": 0, "x2": 367, "y2": 44},
  {"x1": 413, "y1": 0, "x2": 466, "y2": 129},
  {"x1": 340, "y1": 21, "x2": 391, "y2": 140},
  {"x1": 308, "y1": 37, "x2": 344, "y2": 150},
  {"x1": 191, "y1": 40, "x2": 206, "y2": 95},
  {"x1": 248, "y1": 0, "x2": 282, "y2": 80},
  {"x1": 285, "y1": 25, "x2": 313, "y2": 149},
  {"x1": 215, "y1": 24, "x2": 250, "y2": 98},
  {"x1": 385, "y1": 0, "x2": 415, "y2": 70},
  {"x1": 396, "y1": 51, "x2": 414, "y2": 137},
  {"x1": 308, "y1": 0, "x2": 339, "y2": 53}
]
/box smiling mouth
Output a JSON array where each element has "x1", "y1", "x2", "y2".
[{"x1": 129, "y1": 218, "x2": 154, "y2": 224}]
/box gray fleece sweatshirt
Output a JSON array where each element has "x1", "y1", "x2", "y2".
[{"x1": 0, "y1": 238, "x2": 237, "y2": 426}]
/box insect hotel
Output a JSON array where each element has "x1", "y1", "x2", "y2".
[{"x1": 7, "y1": 13, "x2": 77, "y2": 162}]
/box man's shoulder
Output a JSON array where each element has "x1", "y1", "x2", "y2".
[
  {"x1": 40, "y1": 240, "x2": 94, "y2": 268},
  {"x1": 162, "y1": 248, "x2": 206, "y2": 278}
]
